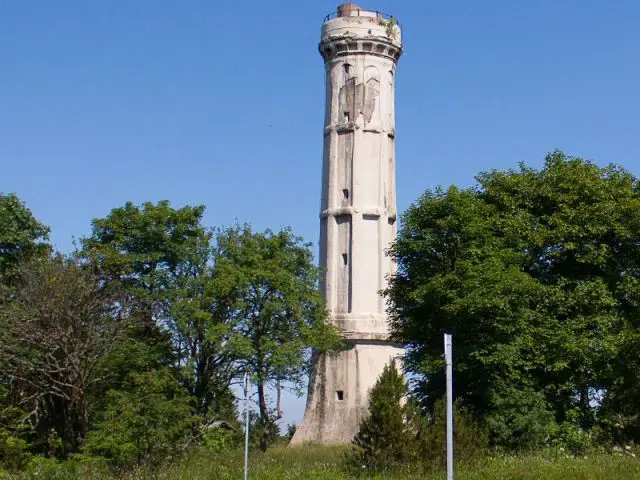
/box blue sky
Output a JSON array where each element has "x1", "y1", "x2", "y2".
[{"x1": 2, "y1": 0, "x2": 639, "y2": 427}]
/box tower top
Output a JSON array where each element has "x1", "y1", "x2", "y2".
[{"x1": 319, "y1": 5, "x2": 402, "y2": 63}]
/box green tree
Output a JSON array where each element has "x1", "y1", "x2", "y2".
[
  {"x1": 0, "y1": 193, "x2": 49, "y2": 467},
  {"x1": 0, "y1": 193, "x2": 49, "y2": 285},
  {"x1": 0, "y1": 256, "x2": 124, "y2": 455},
  {"x1": 385, "y1": 151, "x2": 640, "y2": 447},
  {"x1": 81, "y1": 201, "x2": 237, "y2": 421},
  {"x1": 211, "y1": 224, "x2": 342, "y2": 451},
  {"x1": 83, "y1": 368, "x2": 195, "y2": 467},
  {"x1": 350, "y1": 361, "x2": 418, "y2": 472},
  {"x1": 417, "y1": 397, "x2": 488, "y2": 468}
]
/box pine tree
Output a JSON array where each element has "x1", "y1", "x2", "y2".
[{"x1": 350, "y1": 360, "x2": 418, "y2": 472}]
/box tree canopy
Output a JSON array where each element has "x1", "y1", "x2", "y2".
[
  {"x1": 0, "y1": 193, "x2": 49, "y2": 284},
  {"x1": 385, "y1": 151, "x2": 640, "y2": 447}
]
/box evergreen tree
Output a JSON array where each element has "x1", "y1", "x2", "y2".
[{"x1": 350, "y1": 360, "x2": 418, "y2": 472}]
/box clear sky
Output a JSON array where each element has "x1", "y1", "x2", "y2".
[{"x1": 2, "y1": 0, "x2": 639, "y2": 428}]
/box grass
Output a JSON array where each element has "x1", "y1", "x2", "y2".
[{"x1": 4, "y1": 446, "x2": 640, "y2": 479}]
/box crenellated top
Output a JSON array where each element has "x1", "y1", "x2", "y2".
[{"x1": 319, "y1": 6, "x2": 402, "y2": 64}]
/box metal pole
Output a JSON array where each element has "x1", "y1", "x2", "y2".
[
  {"x1": 243, "y1": 372, "x2": 250, "y2": 480},
  {"x1": 445, "y1": 333, "x2": 453, "y2": 480}
]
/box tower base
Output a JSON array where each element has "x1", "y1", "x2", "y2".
[{"x1": 290, "y1": 341, "x2": 404, "y2": 445}]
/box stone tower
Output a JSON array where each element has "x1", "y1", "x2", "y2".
[{"x1": 291, "y1": 4, "x2": 404, "y2": 445}]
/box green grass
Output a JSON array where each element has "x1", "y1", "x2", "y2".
[{"x1": 4, "y1": 446, "x2": 640, "y2": 479}]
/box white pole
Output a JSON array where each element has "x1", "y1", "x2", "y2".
[
  {"x1": 243, "y1": 372, "x2": 250, "y2": 480},
  {"x1": 445, "y1": 333, "x2": 453, "y2": 480}
]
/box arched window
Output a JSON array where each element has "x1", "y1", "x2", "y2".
[{"x1": 343, "y1": 63, "x2": 352, "y2": 84}]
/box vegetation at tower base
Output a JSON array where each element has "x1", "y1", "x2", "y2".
[
  {"x1": 384, "y1": 151, "x2": 640, "y2": 451},
  {"x1": 209, "y1": 224, "x2": 342, "y2": 452},
  {"x1": 349, "y1": 361, "x2": 419, "y2": 472},
  {"x1": 0, "y1": 194, "x2": 341, "y2": 472},
  {"x1": 1, "y1": 182, "x2": 640, "y2": 476},
  {"x1": 0, "y1": 255, "x2": 125, "y2": 457},
  {"x1": 348, "y1": 361, "x2": 487, "y2": 474},
  {"x1": 81, "y1": 200, "x2": 238, "y2": 423}
]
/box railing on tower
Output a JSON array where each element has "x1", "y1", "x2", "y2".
[{"x1": 323, "y1": 8, "x2": 401, "y2": 30}]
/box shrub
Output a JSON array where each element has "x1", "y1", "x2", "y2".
[
  {"x1": 486, "y1": 385, "x2": 556, "y2": 450},
  {"x1": 82, "y1": 368, "x2": 195, "y2": 467},
  {"x1": 200, "y1": 425, "x2": 241, "y2": 453},
  {"x1": 0, "y1": 431, "x2": 31, "y2": 471},
  {"x1": 418, "y1": 397, "x2": 488, "y2": 469},
  {"x1": 348, "y1": 361, "x2": 419, "y2": 473}
]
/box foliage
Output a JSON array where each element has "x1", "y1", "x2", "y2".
[
  {"x1": 349, "y1": 361, "x2": 419, "y2": 472},
  {"x1": 0, "y1": 256, "x2": 124, "y2": 455},
  {"x1": 81, "y1": 200, "x2": 237, "y2": 421},
  {"x1": 5, "y1": 446, "x2": 640, "y2": 480},
  {"x1": 210, "y1": 224, "x2": 342, "y2": 451},
  {"x1": 378, "y1": 16, "x2": 398, "y2": 38},
  {"x1": 417, "y1": 397, "x2": 488, "y2": 468},
  {"x1": 485, "y1": 385, "x2": 555, "y2": 451},
  {"x1": 0, "y1": 432, "x2": 31, "y2": 472},
  {"x1": 199, "y1": 425, "x2": 241, "y2": 453},
  {"x1": 0, "y1": 193, "x2": 50, "y2": 285},
  {"x1": 385, "y1": 151, "x2": 640, "y2": 448},
  {"x1": 0, "y1": 385, "x2": 32, "y2": 471},
  {"x1": 82, "y1": 369, "x2": 195, "y2": 467}
]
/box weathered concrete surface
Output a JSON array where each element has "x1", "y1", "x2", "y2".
[{"x1": 290, "y1": 4, "x2": 404, "y2": 445}]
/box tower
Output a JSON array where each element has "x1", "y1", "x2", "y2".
[{"x1": 291, "y1": 4, "x2": 404, "y2": 444}]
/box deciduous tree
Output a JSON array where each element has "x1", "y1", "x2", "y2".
[
  {"x1": 0, "y1": 256, "x2": 123, "y2": 454},
  {"x1": 385, "y1": 151, "x2": 640, "y2": 447},
  {"x1": 211, "y1": 224, "x2": 342, "y2": 451},
  {"x1": 0, "y1": 193, "x2": 49, "y2": 285}
]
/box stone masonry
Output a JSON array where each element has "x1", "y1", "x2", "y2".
[{"x1": 290, "y1": 4, "x2": 405, "y2": 445}]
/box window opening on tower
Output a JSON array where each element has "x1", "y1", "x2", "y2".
[
  {"x1": 336, "y1": 390, "x2": 344, "y2": 401},
  {"x1": 343, "y1": 63, "x2": 352, "y2": 84}
]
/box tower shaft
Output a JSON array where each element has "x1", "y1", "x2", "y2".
[{"x1": 291, "y1": 4, "x2": 404, "y2": 445}]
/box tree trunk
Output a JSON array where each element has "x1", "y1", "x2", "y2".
[
  {"x1": 257, "y1": 381, "x2": 269, "y2": 452},
  {"x1": 276, "y1": 380, "x2": 282, "y2": 420}
]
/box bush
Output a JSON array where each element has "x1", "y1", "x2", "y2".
[
  {"x1": 486, "y1": 385, "x2": 556, "y2": 450},
  {"x1": 348, "y1": 361, "x2": 420, "y2": 473},
  {"x1": 22, "y1": 454, "x2": 111, "y2": 480},
  {"x1": 418, "y1": 397, "x2": 488, "y2": 468},
  {"x1": 545, "y1": 421, "x2": 597, "y2": 456},
  {"x1": 200, "y1": 425, "x2": 241, "y2": 453},
  {"x1": 82, "y1": 368, "x2": 195, "y2": 467},
  {"x1": 0, "y1": 431, "x2": 31, "y2": 471}
]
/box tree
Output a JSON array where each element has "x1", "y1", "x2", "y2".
[
  {"x1": 81, "y1": 200, "x2": 237, "y2": 421},
  {"x1": 210, "y1": 224, "x2": 342, "y2": 451},
  {"x1": 385, "y1": 151, "x2": 640, "y2": 447},
  {"x1": 82, "y1": 369, "x2": 195, "y2": 467},
  {"x1": 0, "y1": 255, "x2": 124, "y2": 455},
  {"x1": 0, "y1": 193, "x2": 49, "y2": 285},
  {"x1": 81, "y1": 200, "x2": 208, "y2": 331},
  {"x1": 350, "y1": 361, "x2": 419, "y2": 472}
]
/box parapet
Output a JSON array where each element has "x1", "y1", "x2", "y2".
[{"x1": 319, "y1": 3, "x2": 402, "y2": 63}]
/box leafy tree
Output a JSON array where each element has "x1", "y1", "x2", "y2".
[
  {"x1": 350, "y1": 361, "x2": 419, "y2": 472},
  {"x1": 0, "y1": 193, "x2": 49, "y2": 285},
  {"x1": 385, "y1": 151, "x2": 640, "y2": 447},
  {"x1": 417, "y1": 397, "x2": 488, "y2": 468},
  {"x1": 83, "y1": 368, "x2": 195, "y2": 467},
  {"x1": 81, "y1": 201, "x2": 237, "y2": 421},
  {"x1": 211, "y1": 224, "x2": 342, "y2": 451},
  {"x1": 81, "y1": 200, "x2": 208, "y2": 329},
  {"x1": 0, "y1": 384, "x2": 32, "y2": 471},
  {"x1": 0, "y1": 255, "x2": 124, "y2": 455}
]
